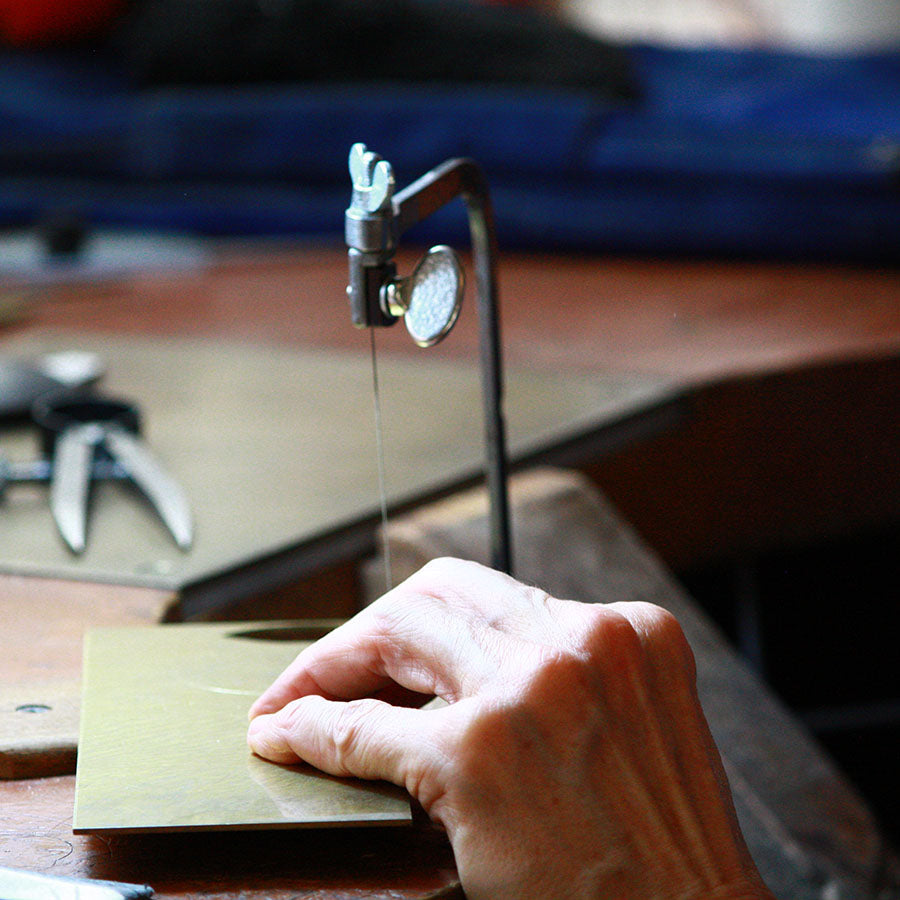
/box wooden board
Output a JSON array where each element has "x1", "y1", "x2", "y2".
[
  {"x1": 0, "y1": 679, "x2": 81, "y2": 780},
  {"x1": 0, "y1": 775, "x2": 461, "y2": 900},
  {"x1": 74, "y1": 621, "x2": 412, "y2": 833},
  {"x1": 0, "y1": 577, "x2": 175, "y2": 780}
]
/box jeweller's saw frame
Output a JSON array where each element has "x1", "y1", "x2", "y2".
[{"x1": 344, "y1": 143, "x2": 512, "y2": 575}]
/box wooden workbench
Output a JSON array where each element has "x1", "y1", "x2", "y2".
[
  {"x1": 2, "y1": 468, "x2": 897, "y2": 899},
  {"x1": 1, "y1": 246, "x2": 898, "y2": 898},
  {"x1": 8, "y1": 245, "x2": 898, "y2": 571}
]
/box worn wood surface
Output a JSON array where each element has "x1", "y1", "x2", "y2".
[
  {"x1": 11, "y1": 247, "x2": 899, "y2": 383},
  {"x1": 0, "y1": 607, "x2": 458, "y2": 897},
  {"x1": 2, "y1": 248, "x2": 897, "y2": 897},
  {"x1": 2, "y1": 467, "x2": 895, "y2": 900},
  {"x1": 0, "y1": 679, "x2": 80, "y2": 781},
  {"x1": 363, "y1": 468, "x2": 898, "y2": 900},
  {"x1": 0, "y1": 578, "x2": 175, "y2": 779},
  {"x1": 0, "y1": 776, "x2": 460, "y2": 900}
]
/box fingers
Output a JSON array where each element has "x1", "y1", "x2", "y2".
[
  {"x1": 248, "y1": 556, "x2": 700, "y2": 754},
  {"x1": 247, "y1": 694, "x2": 441, "y2": 791},
  {"x1": 247, "y1": 602, "x2": 479, "y2": 719},
  {"x1": 249, "y1": 558, "x2": 543, "y2": 719},
  {"x1": 247, "y1": 622, "x2": 395, "y2": 719}
]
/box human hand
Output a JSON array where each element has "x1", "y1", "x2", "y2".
[{"x1": 248, "y1": 557, "x2": 773, "y2": 900}]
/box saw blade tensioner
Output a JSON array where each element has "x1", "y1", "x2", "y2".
[{"x1": 344, "y1": 143, "x2": 512, "y2": 575}]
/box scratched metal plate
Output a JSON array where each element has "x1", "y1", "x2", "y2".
[{"x1": 74, "y1": 622, "x2": 412, "y2": 833}]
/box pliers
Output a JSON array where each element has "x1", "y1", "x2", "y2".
[{"x1": 1, "y1": 391, "x2": 193, "y2": 554}]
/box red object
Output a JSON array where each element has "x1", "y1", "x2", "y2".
[{"x1": 0, "y1": 0, "x2": 125, "y2": 46}]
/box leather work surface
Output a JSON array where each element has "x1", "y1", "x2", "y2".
[
  {"x1": 74, "y1": 620, "x2": 412, "y2": 833},
  {"x1": 0, "y1": 332, "x2": 680, "y2": 594}
]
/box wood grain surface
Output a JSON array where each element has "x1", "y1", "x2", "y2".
[
  {"x1": 12, "y1": 247, "x2": 899, "y2": 383},
  {"x1": 2, "y1": 247, "x2": 897, "y2": 898},
  {"x1": 0, "y1": 578, "x2": 174, "y2": 779},
  {"x1": 0, "y1": 775, "x2": 460, "y2": 899},
  {"x1": 7, "y1": 245, "x2": 895, "y2": 573}
]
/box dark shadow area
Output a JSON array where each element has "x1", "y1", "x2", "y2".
[{"x1": 681, "y1": 522, "x2": 900, "y2": 843}]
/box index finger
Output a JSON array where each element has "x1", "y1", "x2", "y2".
[
  {"x1": 248, "y1": 610, "x2": 403, "y2": 718},
  {"x1": 248, "y1": 558, "x2": 537, "y2": 719}
]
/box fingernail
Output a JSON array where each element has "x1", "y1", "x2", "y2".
[{"x1": 247, "y1": 714, "x2": 281, "y2": 758}]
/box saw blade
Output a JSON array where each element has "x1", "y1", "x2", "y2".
[{"x1": 369, "y1": 327, "x2": 392, "y2": 593}]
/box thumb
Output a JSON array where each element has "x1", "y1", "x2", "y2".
[{"x1": 247, "y1": 695, "x2": 432, "y2": 790}]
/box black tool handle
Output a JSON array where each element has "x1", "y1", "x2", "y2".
[{"x1": 32, "y1": 391, "x2": 141, "y2": 457}]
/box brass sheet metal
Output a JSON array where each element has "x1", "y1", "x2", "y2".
[
  {"x1": 74, "y1": 621, "x2": 411, "y2": 833},
  {"x1": 0, "y1": 333, "x2": 680, "y2": 591}
]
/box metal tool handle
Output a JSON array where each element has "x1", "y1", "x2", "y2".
[
  {"x1": 32, "y1": 390, "x2": 140, "y2": 457},
  {"x1": 397, "y1": 158, "x2": 511, "y2": 575},
  {"x1": 0, "y1": 456, "x2": 125, "y2": 490}
]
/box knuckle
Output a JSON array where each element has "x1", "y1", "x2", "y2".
[
  {"x1": 631, "y1": 600, "x2": 681, "y2": 638},
  {"x1": 636, "y1": 602, "x2": 696, "y2": 675},
  {"x1": 524, "y1": 644, "x2": 601, "y2": 710},
  {"x1": 604, "y1": 600, "x2": 697, "y2": 680},
  {"x1": 522, "y1": 584, "x2": 555, "y2": 615},
  {"x1": 274, "y1": 696, "x2": 312, "y2": 738},
  {"x1": 331, "y1": 698, "x2": 382, "y2": 771},
  {"x1": 375, "y1": 557, "x2": 463, "y2": 621},
  {"x1": 581, "y1": 604, "x2": 644, "y2": 662},
  {"x1": 649, "y1": 604, "x2": 687, "y2": 645},
  {"x1": 413, "y1": 556, "x2": 467, "y2": 587}
]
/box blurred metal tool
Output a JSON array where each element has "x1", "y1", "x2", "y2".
[
  {"x1": 0, "y1": 351, "x2": 105, "y2": 419},
  {"x1": 344, "y1": 143, "x2": 511, "y2": 575},
  {"x1": 0, "y1": 455, "x2": 126, "y2": 492},
  {"x1": 0, "y1": 866, "x2": 152, "y2": 900},
  {"x1": 28, "y1": 391, "x2": 193, "y2": 554}
]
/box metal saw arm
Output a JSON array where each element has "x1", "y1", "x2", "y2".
[{"x1": 344, "y1": 143, "x2": 511, "y2": 575}]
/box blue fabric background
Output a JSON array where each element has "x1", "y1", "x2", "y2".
[{"x1": 1, "y1": 44, "x2": 898, "y2": 260}]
